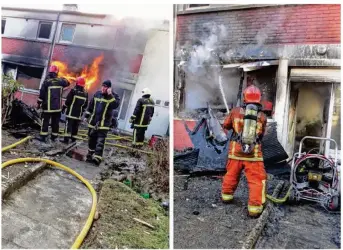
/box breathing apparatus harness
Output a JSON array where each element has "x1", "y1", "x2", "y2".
[{"x1": 231, "y1": 103, "x2": 263, "y2": 155}]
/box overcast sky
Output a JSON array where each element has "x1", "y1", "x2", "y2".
[{"x1": 3, "y1": 4, "x2": 170, "y2": 20}]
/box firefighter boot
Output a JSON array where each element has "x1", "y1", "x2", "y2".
[
  {"x1": 39, "y1": 135, "x2": 47, "y2": 143},
  {"x1": 63, "y1": 137, "x2": 70, "y2": 144},
  {"x1": 86, "y1": 151, "x2": 94, "y2": 163},
  {"x1": 92, "y1": 156, "x2": 101, "y2": 166},
  {"x1": 221, "y1": 194, "x2": 234, "y2": 203}
]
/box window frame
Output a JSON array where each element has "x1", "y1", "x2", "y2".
[
  {"x1": 59, "y1": 23, "x2": 76, "y2": 43},
  {"x1": 37, "y1": 21, "x2": 53, "y2": 40},
  {"x1": 2, "y1": 19, "x2": 6, "y2": 34},
  {"x1": 188, "y1": 4, "x2": 210, "y2": 9}
]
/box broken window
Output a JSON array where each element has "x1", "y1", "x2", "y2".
[
  {"x1": 16, "y1": 65, "x2": 44, "y2": 90},
  {"x1": 246, "y1": 66, "x2": 277, "y2": 118},
  {"x1": 60, "y1": 24, "x2": 75, "y2": 42},
  {"x1": 38, "y1": 22, "x2": 52, "y2": 39},
  {"x1": 2, "y1": 19, "x2": 6, "y2": 34},
  {"x1": 2, "y1": 63, "x2": 17, "y2": 78}
]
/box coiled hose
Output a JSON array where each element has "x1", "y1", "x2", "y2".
[
  {"x1": 266, "y1": 186, "x2": 292, "y2": 204},
  {"x1": 2, "y1": 136, "x2": 97, "y2": 249}
]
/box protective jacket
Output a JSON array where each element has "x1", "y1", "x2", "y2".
[
  {"x1": 38, "y1": 74, "x2": 70, "y2": 113},
  {"x1": 85, "y1": 91, "x2": 120, "y2": 130},
  {"x1": 223, "y1": 106, "x2": 267, "y2": 162},
  {"x1": 63, "y1": 86, "x2": 88, "y2": 120},
  {"x1": 132, "y1": 96, "x2": 155, "y2": 128}
]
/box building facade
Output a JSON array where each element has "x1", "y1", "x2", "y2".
[
  {"x1": 174, "y1": 4, "x2": 341, "y2": 160},
  {"x1": 2, "y1": 5, "x2": 170, "y2": 137}
]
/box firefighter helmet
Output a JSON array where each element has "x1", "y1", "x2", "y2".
[
  {"x1": 142, "y1": 88, "x2": 152, "y2": 96},
  {"x1": 49, "y1": 65, "x2": 59, "y2": 74},
  {"x1": 243, "y1": 85, "x2": 261, "y2": 104},
  {"x1": 76, "y1": 77, "x2": 85, "y2": 87}
]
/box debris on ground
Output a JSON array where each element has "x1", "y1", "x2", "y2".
[
  {"x1": 3, "y1": 99, "x2": 41, "y2": 129},
  {"x1": 2, "y1": 127, "x2": 169, "y2": 249},
  {"x1": 174, "y1": 172, "x2": 340, "y2": 249},
  {"x1": 174, "y1": 116, "x2": 289, "y2": 174},
  {"x1": 82, "y1": 180, "x2": 169, "y2": 249}
]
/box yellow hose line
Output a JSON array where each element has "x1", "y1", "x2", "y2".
[
  {"x1": 266, "y1": 186, "x2": 291, "y2": 204},
  {"x1": 1, "y1": 136, "x2": 33, "y2": 152},
  {"x1": 59, "y1": 130, "x2": 134, "y2": 142},
  {"x1": 71, "y1": 136, "x2": 154, "y2": 155},
  {"x1": 2, "y1": 158, "x2": 97, "y2": 249},
  {"x1": 2, "y1": 138, "x2": 97, "y2": 249},
  {"x1": 105, "y1": 142, "x2": 155, "y2": 155}
]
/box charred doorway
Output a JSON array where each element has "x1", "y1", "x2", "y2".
[{"x1": 287, "y1": 68, "x2": 341, "y2": 157}]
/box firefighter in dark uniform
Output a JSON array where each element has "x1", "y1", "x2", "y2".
[
  {"x1": 84, "y1": 80, "x2": 120, "y2": 166},
  {"x1": 129, "y1": 88, "x2": 155, "y2": 147},
  {"x1": 62, "y1": 76, "x2": 88, "y2": 144},
  {"x1": 37, "y1": 65, "x2": 70, "y2": 142}
]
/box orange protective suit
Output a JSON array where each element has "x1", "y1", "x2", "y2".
[{"x1": 221, "y1": 106, "x2": 267, "y2": 217}]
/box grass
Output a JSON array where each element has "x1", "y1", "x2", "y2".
[{"x1": 82, "y1": 180, "x2": 169, "y2": 249}]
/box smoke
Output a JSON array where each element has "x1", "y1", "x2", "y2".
[
  {"x1": 182, "y1": 22, "x2": 228, "y2": 73},
  {"x1": 102, "y1": 17, "x2": 167, "y2": 90},
  {"x1": 176, "y1": 6, "x2": 290, "y2": 111}
]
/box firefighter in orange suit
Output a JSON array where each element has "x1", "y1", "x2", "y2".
[{"x1": 221, "y1": 85, "x2": 267, "y2": 217}]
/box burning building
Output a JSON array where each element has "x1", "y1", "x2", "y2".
[
  {"x1": 174, "y1": 4, "x2": 341, "y2": 161},
  {"x1": 1, "y1": 5, "x2": 170, "y2": 137}
]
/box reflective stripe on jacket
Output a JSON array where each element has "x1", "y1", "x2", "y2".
[
  {"x1": 132, "y1": 96, "x2": 155, "y2": 128},
  {"x1": 38, "y1": 76, "x2": 70, "y2": 113},
  {"x1": 64, "y1": 86, "x2": 88, "y2": 120},
  {"x1": 85, "y1": 91, "x2": 120, "y2": 130},
  {"x1": 223, "y1": 107, "x2": 267, "y2": 162}
]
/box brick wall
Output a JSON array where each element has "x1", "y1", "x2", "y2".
[
  {"x1": 177, "y1": 4, "x2": 341, "y2": 45},
  {"x1": 2, "y1": 38, "x2": 50, "y2": 58}
]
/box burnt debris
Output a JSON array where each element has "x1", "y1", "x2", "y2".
[
  {"x1": 3, "y1": 99, "x2": 41, "y2": 130},
  {"x1": 174, "y1": 109, "x2": 289, "y2": 174}
]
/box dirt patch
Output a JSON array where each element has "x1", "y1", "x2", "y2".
[
  {"x1": 173, "y1": 174, "x2": 285, "y2": 249},
  {"x1": 256, "y1": 201, "x2": 340, "y2": 249},
  {"x1": 100, "y1": 139, "x2": 169, "y2": 202},
  {"x1": 82, "y1": 180, "x2": 168, "y2": 249}
]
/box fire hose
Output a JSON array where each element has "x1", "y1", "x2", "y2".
[
  {"x1": 2, "y1": 137, "x2": 97, "y2": 249},
  {"x1": 266, "y1": 187, "x2": 292, "y2": 204}
]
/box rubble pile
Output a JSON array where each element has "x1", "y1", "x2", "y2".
[
  {"x1": 3, "y1": 99, "x2": 41, "y2": 129},
  {"x1": 102, "y1": 153, "x2": 147, "y2": 182},
  {"x1": 177, "y1": 108, "x2": 227, "y2": 121}
]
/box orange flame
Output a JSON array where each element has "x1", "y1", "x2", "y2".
[{"x1": 52, "y1": 54, "x2": 104, "y2": 90}]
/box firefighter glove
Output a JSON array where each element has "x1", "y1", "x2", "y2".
[{"x1": 129, "y1": 116, "x2": 135, "y2": 123}]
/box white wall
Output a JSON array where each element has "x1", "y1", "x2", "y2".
[
  {"x1": 3, "y1": 17, "x2": 57, "y2": 41},
  {"x1": 123, "y1": 26, "x2": 170, "y2": 137},
  {"x1": 184, "y1": 68, "x2": 241, "y2": 110}
]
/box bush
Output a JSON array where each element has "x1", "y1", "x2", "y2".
[
  {"x1": 2, "y1": 74, "x2": 23, "y2": 125},
  {"x1": 148, "y1": 138, "x2": 169, "y2": 194}
]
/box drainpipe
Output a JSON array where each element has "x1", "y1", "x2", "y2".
[{"x1": 46, "y1": 12, "x2": 61, "y2": 72}]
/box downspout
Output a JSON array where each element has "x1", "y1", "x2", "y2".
[{"x1": 46, "y1": 12, "x2": 61, "y2": 72}]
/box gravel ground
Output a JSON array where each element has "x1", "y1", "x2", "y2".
[{"x1": 174, "y1": 173, "x2": 340, "y2": 249}]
